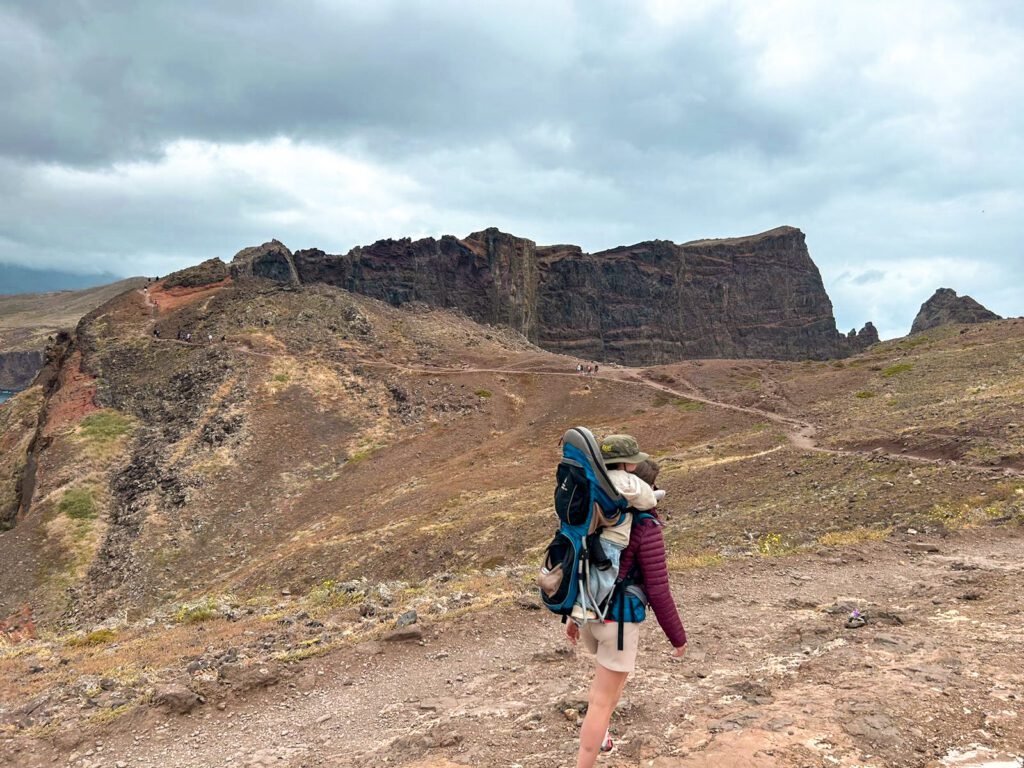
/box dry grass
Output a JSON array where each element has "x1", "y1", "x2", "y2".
[
  {"x1": 818, "y1": 526, "x2": 892, "y2": 548},
  {"x1": 667, "y1": 550, "x2": 725, "y2": 570}
]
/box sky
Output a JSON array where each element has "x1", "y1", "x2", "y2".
[{"x1": 1, "y1": 0, "x2": 1021, "y2": 338}]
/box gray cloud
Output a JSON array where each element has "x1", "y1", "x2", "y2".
[{"x1": 1, "y1": 0, "x2": 1022, "y2": 339}]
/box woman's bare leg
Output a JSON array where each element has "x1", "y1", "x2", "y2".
[{"x1": 577, "y1": 663, "x2": 629, "y2": 768}]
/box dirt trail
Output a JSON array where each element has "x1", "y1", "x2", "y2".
[
  {"x1": 11, "y1": 527, "x2": 1022, "y2": 768},
  {"x1": 131, "y1": 288, "x2": 1023, "y2": 480}
]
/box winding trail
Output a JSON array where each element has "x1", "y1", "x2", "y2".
[{"x1": 134, "y1": 287, "x2": 1022, "y2": 479}]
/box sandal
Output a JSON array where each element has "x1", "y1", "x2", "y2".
[{"x1": 600, "y1": 730, "x2": 614, "y2": 753}]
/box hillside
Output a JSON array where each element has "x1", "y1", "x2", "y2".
[
  {"x1": 0, "y1": 278, "x2": 147, "y2": 389},
  {"x1": 0, "y1": 271, "x2": 1021, "y2": 767}
]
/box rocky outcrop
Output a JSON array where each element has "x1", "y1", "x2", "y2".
[
  {"x1": 163, "y1": 258, "x2": 228, "y2": 290},
  {"x1": 275, "y1": 226, "x2": 872, "y2": 363},
  {"x1": 910, "y1": 288, "x2": 1001, "y2": 335},
  {"x1": 229, "y1": 240, "x2": 299, "y2": 285},
  {"x1": 0, "y1": 351, "x2": 45, "y2": 390},
  {"x1": 839, "y1": 322, "x2": 879, "y2": 355},
  {"x1": 294, "y1": 228, "x2": 540, "y2": 338}
]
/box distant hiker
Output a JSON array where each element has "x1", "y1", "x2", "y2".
[
  {"x1": 576, "y1": 363, "x2": 583, "y2": 374},
  {"x1": 594, "y1": 364, "x2": 599, "y2": 374},
  {"x1": 567, "y1": 434, "x2": 685, "y2": 766},
  {"x1": 186, "y1": 332, "x2": 192, "y2": 342},
  {"x1": 221, "y1": 335, "x2": 226, "y2": 342},
  {"x1": 208, "y1": 333, "x2": 213, "y2": 343},
  {"x1": 153, "y1": 328, "x2": 160, "y2": 338}
]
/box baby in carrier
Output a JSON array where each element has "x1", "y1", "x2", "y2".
[{"x1": 572, "y1": 434, "x2": 664, "y2": 621}]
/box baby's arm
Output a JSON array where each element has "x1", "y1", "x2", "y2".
[{"x1": 611, "y1": 471, "x2": 659, "y2": 510}]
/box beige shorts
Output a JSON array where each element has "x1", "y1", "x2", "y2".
[{"x1": 580, "y1": 621, "x2": 640, "y2": 673}]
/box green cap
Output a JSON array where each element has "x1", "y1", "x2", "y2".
[{"x1": 599, "y1": 434, "x2": 650, "y2": 465}]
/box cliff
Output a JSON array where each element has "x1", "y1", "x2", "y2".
[
  {"x1": 250, "y1": 226, "x2": 874, "y2": 363},
  {"x1": 535, "y1": 226, "x2": 873, "y2": 363},
  {"x1": 910, "y1": 288, "x2": 1002, "y2": 335},
  {"x1": 294, "y1": 228, "x2": 540, "y2": 339},
  {"x1": 0, "y1": 350, "x2": 45, "y2": 390}
]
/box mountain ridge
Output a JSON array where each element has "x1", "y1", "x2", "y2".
[{"x1": 230, "y1": 225, "x2": 878, "y2": 364}]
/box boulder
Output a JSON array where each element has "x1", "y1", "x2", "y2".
[{"x1": 152, "y1": 683, "x2": 201, "y2": 714}]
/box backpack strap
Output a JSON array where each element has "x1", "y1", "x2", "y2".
[
  {"x1": 617, "y1": 586, "x2": 625, "y2": 651},
  {"x1": 615, "y1": 511, "x2": 658, "y2": 651}
]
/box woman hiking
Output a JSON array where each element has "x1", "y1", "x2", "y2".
[{"x1": 566, "y1": 434, "x2": 687, "y2": 767}]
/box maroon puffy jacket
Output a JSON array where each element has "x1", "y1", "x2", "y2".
[{"x1": 616, "y1": 511, "x2": 687, "y2": 648}]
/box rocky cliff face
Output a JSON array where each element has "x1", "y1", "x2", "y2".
[
  {"x1": 241, "y1": 226, "x2": 875, "y2": 363},
  {"x1": 910, "y1": 288, "x2": 1002, "y2": 335},
  {"x1": 535, "y1": 227, "x2": 872, "y2": 363},
  {"x1": 294, "y1": 228, "x2": 540, "y2": 339},
  {"x1": 0, "y1": 350, "x2": 45, "y2": 390},
  {"x1": 230, "y1": 240, "x2": 300, "y2": 285}
]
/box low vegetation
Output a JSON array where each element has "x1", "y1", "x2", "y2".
[
  {"x1": 58, "y1": 488, "x2": 97, "y2": 520},
  {"x1": 882, "y1": 362, "x2": 914, "y2": 377},
  {"x1": 818, "y1": 526, "x2": 892, "y2": 547},
  {"x1": 66, "y1": 628, "x2": 116, "y2": 647},
  {"x1": 173, "y1": 599, "x2": 221, "y2": 625},
  {"x1": 78, "y1": 410, "x2": 134, "y2": 443}
]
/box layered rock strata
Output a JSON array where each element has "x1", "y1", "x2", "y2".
[{"x1": 232, "y1": 226, "x2": 873, "y2": 363}]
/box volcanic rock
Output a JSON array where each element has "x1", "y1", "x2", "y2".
[
  {"x1": 910, "y1": 288, "x2": 1001, "y2": 334},
  {"x1": 230, "y1": 240, "x2": 300, "y2": 285},
  {"x1": 292, "y1": 225, "x2": 875, "y2": 364},
  {"x1": 153, "y1": 684, "x2": 201, "y2": 714},
  {"x1": 0, "y1": 350, "x2": 45, "y2": 390},
  {"x1": 162, "y1": 258, "x2": 229, "y2": 290}
]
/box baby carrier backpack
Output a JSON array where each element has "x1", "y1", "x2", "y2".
[{"x1": 537, "y1": 426, "x2": 629, "y2": 621}]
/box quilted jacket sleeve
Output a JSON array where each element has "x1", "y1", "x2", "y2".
[{"x1": 635, "y1": 519, "x2": 687, "y2": 648}]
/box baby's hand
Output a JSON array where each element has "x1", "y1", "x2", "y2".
[{"x1": 654, "y1": 489, "x2": 667, "y2": 502}]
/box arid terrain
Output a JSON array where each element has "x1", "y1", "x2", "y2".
[
  {"x1": 0, "y1": 271, "x2": 1022, "y2": 767},
  {"x1": 0, "y1": 279, "x2": 147, "y2": 390}
]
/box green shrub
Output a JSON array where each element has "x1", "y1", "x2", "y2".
[
  {"x1": 672, "y1": 398, "x2": 703, "y2": 412},
  {"x1": 855, "y1": 390, "x2": 876, "y2": 399},
  {"x1": 59, "y1": 488, "x2": 97, "y2": 520},
  {"x1": 882, "y1": 363, "x2": 913, "y2": 377},
  {"x1": 474, "y1": 389, "x2": 492, "y2": 398},
  {"x1": 67, "y1": 628, "x2": 116, "y2": 647},
  {"x1": 347, "y1": 447, "x2": 374, "y2": 464},
  {"x1": 173, "y1": 600, "x2": 220, "y2": 624},
  {"x1": 78, "y1": 410, "x2": 134, "y2": 443}
]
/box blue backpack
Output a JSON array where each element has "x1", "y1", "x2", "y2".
[{"x1": 537, "y1": 426, "x2": 628, "y2": 619}]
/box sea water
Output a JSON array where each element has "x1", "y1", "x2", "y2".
[{"x1": 0, "y1": 390, "x2": 14, "y2": 405}]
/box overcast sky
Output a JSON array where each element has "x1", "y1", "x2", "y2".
[{"x1": 1, "y1": 0, "x2": 1021, "y2": 337}]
